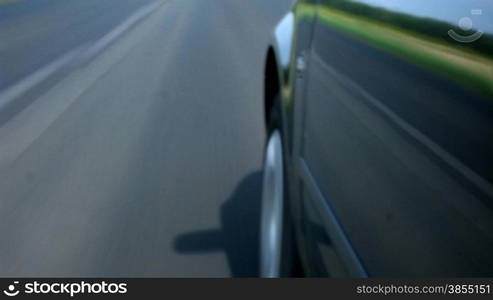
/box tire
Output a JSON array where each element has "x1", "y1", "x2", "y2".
[{"x1": 260, "y1": 96, "x2": 299, "y2": 277}]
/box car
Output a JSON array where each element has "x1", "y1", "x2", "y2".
[{"x1": 260, "y1": 0, "x2": 493, "y2": 277}]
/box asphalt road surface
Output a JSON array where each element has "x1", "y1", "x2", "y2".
[{"x1": 0, "y1": 0, "x2": 293, "y2": 277}]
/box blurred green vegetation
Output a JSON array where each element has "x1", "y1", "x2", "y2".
[
  {"x1": 296, "y1": 1, "x2": 493, "y2": 98},
  {"x1": 321, "y1": 0, "x2": 493, "y2": 59}
]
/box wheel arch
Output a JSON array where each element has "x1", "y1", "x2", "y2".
[
  {"x1": 264, "y1": 47, "x2": 281, "y2": 128},
  {"x1": 264, "y1": 12, "x2": 295, "y2": 129}
]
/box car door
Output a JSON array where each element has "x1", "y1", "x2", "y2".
[{"x1": 298, "y1": 0, "x2": 493, "y2": 276}]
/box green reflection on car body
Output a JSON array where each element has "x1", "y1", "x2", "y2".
[{"x1": 302, "y1": 0, "x2": 493, "y2": 98}]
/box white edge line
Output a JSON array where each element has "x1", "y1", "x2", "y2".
[
  {"x1": 82, "y1": 1, "x2": 163, "y2": 59},
  {"x1": 0, "y1": 0, "x2": 163, "y2": 113},
  {"x1": 0, "y1": 46, "x2": 86, "y2": 112}
]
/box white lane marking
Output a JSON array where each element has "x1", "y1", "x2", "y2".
[
  {"x1": 0, "y1": 0, "x2": 166, "y2": 172},
  {"x1": 0, "y1": 46, "x2": 86, "y2": 112},
  {"x1": 0, "y1": 0, "x2": 163, "y2": 113},
  {"x1": 82, "y1": 1, "x2": 163, "y2": 60},
  {"x1": 314, "y1": 53, "x2": 493, "y2": 199}
]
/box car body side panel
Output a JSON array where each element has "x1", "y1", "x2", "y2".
[{"x1": 292, "y1": 0, "x2": 493, "y2": 276}]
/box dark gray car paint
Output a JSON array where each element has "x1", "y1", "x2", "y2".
[{"x1": 271, "y1": 0, "x2": 493, "y2": 276}]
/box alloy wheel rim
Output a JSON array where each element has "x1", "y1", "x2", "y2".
[{"x1": 260, "y1": 130, "x2": 284, "y2": 278}]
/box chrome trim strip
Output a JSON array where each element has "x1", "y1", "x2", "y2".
[{"x1": 299, "y1": 158, "x2": 368, "y2": 277}]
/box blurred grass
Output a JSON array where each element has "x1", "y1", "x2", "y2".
[{"x1": 298, "y1": 4, "x2": 493, "y2": 98}]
